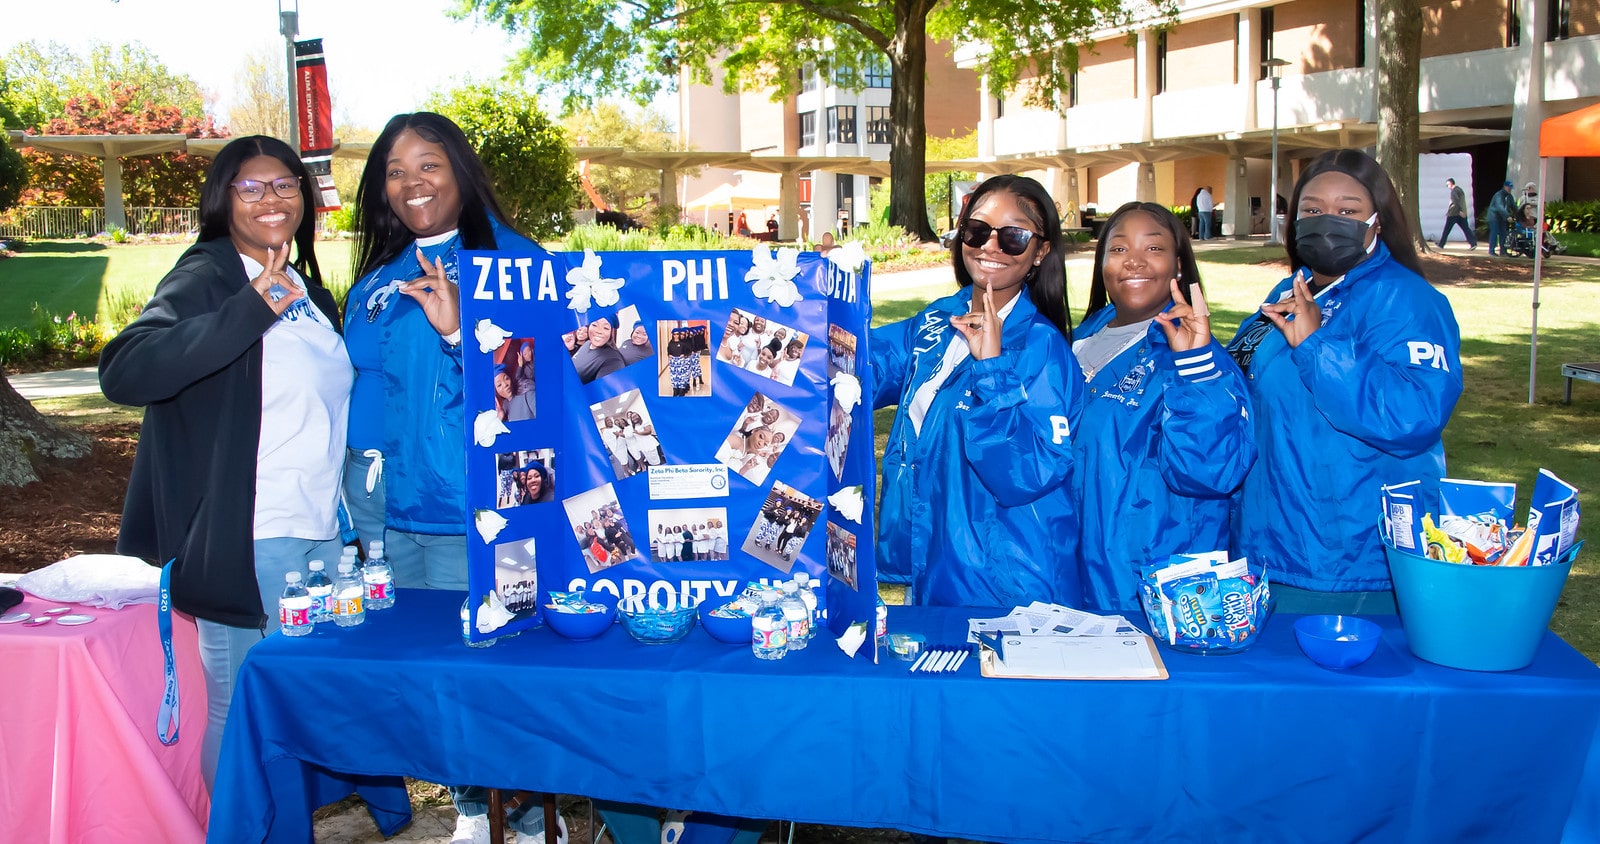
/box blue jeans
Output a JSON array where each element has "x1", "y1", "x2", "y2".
[
  {"x1": 1438, "y1": 215, "x2": 1476, "y2": 248},
  {"x1": 450, "y1": 786, "x2": 548, "y2": 835},
  {"x1": 343, "y1": 446, "x2": 467, "y2": 589},
  {"x1": 1271, "y1": 584, "x2": 1397, "y2": 615},
  {"x1": 195, "y1": 535, "x2": 346, "y2": 789},
  {"x1": 1488, "y1": 216, "x2": 1508, "y2": 254},
  {"x1": 1197, "y1": 211, "x2": 1214, "y2": 240}
]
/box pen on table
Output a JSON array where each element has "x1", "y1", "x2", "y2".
[
  {"x1": 949, "y1": 650, "x2": 968, "y2": 673},
  {"x1": 934, "y1": 649, "x2": 955, "y2": 673},
  {"x1": 909, "y1": 650, "x2": 930, "y2": 672}
]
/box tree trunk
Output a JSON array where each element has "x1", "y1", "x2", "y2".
[
  {"x1": 0, "y1": 369, "x2": 93, "y2": 487},
  {"x1": 887, "y1": 2, "x2": 937, "y2": 242},
  {"x1": 1376, "y1": 0, "x2": 1427, "y2": 253}
]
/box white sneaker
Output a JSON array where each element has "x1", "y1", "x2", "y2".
[
  {"x1": 451, "y1": 813, "x2": 492, "y2": 844},
  {"x1": 513, "y1": 811, "x2": 568, "y2": 844}
]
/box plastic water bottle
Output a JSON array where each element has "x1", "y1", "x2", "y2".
[
  {"x1": 362, "y1": 540, "x2": 395, "y2": 610},
  {"x1": 304, "y1": 559, "x2": 334, "y2": 623},
  {"x1": 751, "y1": 594, "x2": 788, "y2": 659},
  {"x1": 278, "y1": 572, "x2": 314, "y2": 636},
  {"x1": 793, "y1": 571, "x2": 821, "y2": 639},
  {"x1": 461, "y1": 598, "x2": 495, "y2": 648},
  {"x1": 779, "y1": 581, "x2": 810, "y2": 650},
  {"x1": 332, "y1": 561, "x2": 365, "y2": 627}
]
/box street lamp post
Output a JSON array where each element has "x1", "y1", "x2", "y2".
[
  {"x1": 280, "y1": 0, "x2": 299, "y2": 150},
  {"x1": 1264, "y1": 57, "x2": 1289, "y2": 246}
]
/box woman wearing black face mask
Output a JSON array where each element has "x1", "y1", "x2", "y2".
[{"x1": 1225, "y1": 149, "x2": 1463, "y2": 615}]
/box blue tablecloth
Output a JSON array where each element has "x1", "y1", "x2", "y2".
[{"x1": 210, "y1": 588, "x2": 1600, "y2": 844}]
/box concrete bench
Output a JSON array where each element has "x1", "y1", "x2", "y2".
[{"x1": 1561, "y1": 363, "x2": 1600, "y2": 404}]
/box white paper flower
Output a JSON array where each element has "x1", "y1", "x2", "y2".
[
  {"x1": 473, "y1": 410, "x2": 509, "y2": 447},
  {"x1": 474, "y1": 319, "x2": 513, "y2": 354},
  {"x1": 475, "y1": 589, "x2": 515, "y2": 633},
  {"x1": 831, "y1": 372, "x2": 862, "y2": 415},
  {"x1": 745, "y1": 247, "x2": 803, "y2": 307},
  {"x1": 829, "y1": 485, "x2": 865, "y2": 524},
  {"x1": 474, "y1": 509, "x2": 508, "y2": 544},
  {"x1": 825, "y1": 240, "x2": 869, "y2": 274},
  {"x1": 564, "y1": 249, "x2": 625, "y2": 313}
]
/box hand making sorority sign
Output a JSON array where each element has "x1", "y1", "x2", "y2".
[{"x1": 458, "y1": 247, "x2": 876, "y2": 645}]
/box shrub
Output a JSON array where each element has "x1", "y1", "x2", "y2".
[
  {"x1": 323, "y1": 207, "x2": 355, "y2": 234},
  {"x1": 0, "y1": 306, "x2": 113, "y2": 366},
  {"x1": 1544, "y1": 200, "x2": 1600, "y2": 234}
]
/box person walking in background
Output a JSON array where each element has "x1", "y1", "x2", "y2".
[
  {"x1": 1195, "y1": 186, "x2": 1215, "y2": 240},
  {"x1": 1486, "y1": 180, "x2": 1516, "y2": 256},
  {"x1": 1438, "y1": 178, "x2": 1477, "y2": 250}
]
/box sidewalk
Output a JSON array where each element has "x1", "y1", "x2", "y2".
[{"x1": 8, "y1": 366, "x2": 100, "y2": 399}]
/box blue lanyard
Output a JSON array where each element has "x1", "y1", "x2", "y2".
[{"x1": 157, "y1": 560, "x2": 180, "y2": 746}]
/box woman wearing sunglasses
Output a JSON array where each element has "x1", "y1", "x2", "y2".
[
  {"x1": 99, "y1": 135, "x2": 352, "y2": 787},
  {"x1": 870, "y1": 174, "x2": 1085, "y2": 608}
]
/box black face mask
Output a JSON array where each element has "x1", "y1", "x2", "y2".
[{"x1": 1295, "y1": 213, "x2": 1378, "y2": 278}]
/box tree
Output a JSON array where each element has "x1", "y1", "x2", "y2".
[
  {"x1": 425, "y1": 83, "x2": 581, "y2": 240},
  {"x1": 1375, "y1": 0, "x2": 1426, "y2": 252},
  {"x1": 20, "y1": 83, "x2": 224, "y2": 208},
  {"x1": 0, "y1": 145, "x2": 25, "y2": 214},
  {"x1": 458, "y1": 0, "x2": 1168, "y2": 241},
  {"x1": 225, "y1": 48, "x2": 289, "y2": 141},
  {"x1": 0, "y1": 40, "x2": 209, "y2": 130},
  {"x1": 562, "y1": 103, "x2": 680, "y2": 213},
  {"x1": 0, "y1": 370, "x2": 91, "y2": 488}
]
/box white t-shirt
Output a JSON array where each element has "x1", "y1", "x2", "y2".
[
  {"x1": 1072, "y1": 318, "x2": 1153, "y2": 381},
  {"x1": 243, "y1": 254, "x2": 354, "y2": 540}
]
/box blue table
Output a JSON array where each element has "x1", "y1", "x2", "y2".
[{"x1": 210, "y1": 588, "x2": 1600, "y2": 844}]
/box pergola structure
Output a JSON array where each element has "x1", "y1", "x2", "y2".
[{"x1": 10, "y1": 120, "x2": 1506, "y2": 240}]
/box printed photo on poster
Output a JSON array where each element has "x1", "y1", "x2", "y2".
[
  {"x1": 659, "y1": 320, "x2": 712, "y2": 398},
  {"x1": 826, "y1": 523, "x2": 859, "y2": 590},
  {"x1": 647, "y1": 507, "x2": 729, "y2": 562},
  {"x1": 491, "y1": 337, "x2": 537, "y2": 422},
  {"x1": 493, "y1": 537, "x2": 540, "y2": 614},
  {"x1": 827, "y1": 325, "x2": 857, "y2": 377},
  {"x1": 716, "y1": 308, "x2": 810, "y2": 387},
  {"x1": 562, "y1": 482, "x2": 642, "y2": 573},
  {"x1": 741, "y1": 481, "x2": 824, "y2": 573},
  {"x1": 613, "y1": 305, "x2": 656, "y2": 369},
  {"x1": 590, "y1": 390, "x2": 664, "y2": 480},
  {"x1": 563, "y1": 309, "x2": 635, "y2": 384},
  {"x1": 715, "y1": 392, "x2": 800, "y2": 486},
  {"x1": 825, "y1": 399, "x2": 851, "y2": 481},
  {"x1": 495, "y1": 448, "x2": 556, "y2": 507}
]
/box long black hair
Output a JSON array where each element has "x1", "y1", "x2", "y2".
[
  {"x1": 952, "y1": 174, "x2": 1072, "y2": 340},
  {"x1": 1285, "y1": 149, "x2": 1425, "y2": 279},
  {"x1": 1084, "y1": 201, "x2": 1203, "y2": 319},
  {"x1": 351, "y1": 111, "x2": 524, "y2": 280},
  {"x1": 196, "y1": 135, "x2": 323, "y2": 288}
]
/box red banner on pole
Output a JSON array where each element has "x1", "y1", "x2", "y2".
[{"x1": 293, "y1": 38, "x2": 340, "y2": 211}]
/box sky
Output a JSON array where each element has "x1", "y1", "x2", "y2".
[{"x1": 2, "y1": 0, "x2": 545, "y2": 130}]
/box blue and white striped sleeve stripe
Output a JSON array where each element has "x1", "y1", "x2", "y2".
[{"x1": 1174, "y1": 348, "x2": 1222, "y2": 382}]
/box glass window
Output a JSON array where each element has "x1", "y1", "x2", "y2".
[
  {"x1": 800, "y1": 111, "x2": 817, "y2": 147},
  {"x1": 865, "y1": 106, "x2": 891, "y2": 144},
  {"x1": 827, "y1": 106, "x2": 857, "y2": 144},
  {"x1": 865, "y1": 57, "x2": 892, "y2": 89},
  {"x1": 800, "y1": 63, "x2": 817, "y2": 93}
]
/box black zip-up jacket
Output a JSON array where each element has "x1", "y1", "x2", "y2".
[{"x1": 100, "y1": 238, "x2": 341, "y2": 628}]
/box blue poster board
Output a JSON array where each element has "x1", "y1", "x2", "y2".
[{"x1": 457, "y1": 248, "x2": 875, "y2": 646}]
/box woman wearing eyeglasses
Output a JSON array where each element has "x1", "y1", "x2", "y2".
[
  {"x1": 99, "y1": 136, "x2": 352, "y2": 788},
  {"x1": 870, "y1": 174, "x2": 1085, "y2": 608}
]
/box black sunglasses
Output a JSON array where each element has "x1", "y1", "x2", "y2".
[{"x1": 958, "y1": 219, "x2": 1038, "y2": 256}]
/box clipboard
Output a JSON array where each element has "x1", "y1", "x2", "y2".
[{"x1": 977, "y1": 634, "x2": 1169, "y2": 680}]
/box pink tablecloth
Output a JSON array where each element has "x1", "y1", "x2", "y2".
[{"x1": 0, "y1": 596, "x2": 209, "y2": 843}]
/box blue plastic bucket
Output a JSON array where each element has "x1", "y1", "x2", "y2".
[{"x1": 1386, "y1": 545, "x2": 1573, "y2": 671}]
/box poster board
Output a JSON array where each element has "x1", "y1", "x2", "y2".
[{"x1": 457, "y1": 247, "x2": 876, "y2": 646}]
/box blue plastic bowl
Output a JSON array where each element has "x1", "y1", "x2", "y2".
[
  {"x1": 1294, "y1": 615, "x2": 1382, "y2": 669},
  {"x1": 698, "y1": 600, "x2": 752, "y2": 645},
  {"x1": 544, "y1": 592, "x2": 617, "y2": 641},
  {"x1": 618, "y1": 596, "x2": 698, "y2": 644}
]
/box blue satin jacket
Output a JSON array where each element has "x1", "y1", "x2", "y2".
[
  {"x1": 344, "y1": 219, "x2": 543, "y2": 535},
  {"x1": 871, "y1": 286, "x2": 1085, "y2": 608},
  {"x1": 1072, "y1": 305, "x2": 1255, "y2": 613},
  {"x1": 1226, "y1": 243, "x2": 1463, "y2": 591}
]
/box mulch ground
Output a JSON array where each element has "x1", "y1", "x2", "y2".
[{"x1": 0, "y1": 421, "x2": 137, "y2": 574}]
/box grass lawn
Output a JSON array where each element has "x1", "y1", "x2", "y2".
[{"x1": 0, "y1": 239, "x2": 356, "y2": 329}]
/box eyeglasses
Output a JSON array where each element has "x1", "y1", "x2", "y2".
[
  {"x1": 958, "y1": 219, "x2": 1039, "y2": 256},
  {"x1": 231, "y1": 177, "x2": 302, "y2": 203}
]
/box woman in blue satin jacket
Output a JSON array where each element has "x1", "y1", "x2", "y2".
[
  {"x1": 342, "y1": 112, "x2": 545, "y2": 592},
  {"x1": 1226, "y1": 149, "x2": 1463, "y2": 614},
  {"x1": 1072, "y1": 203, "x2": 1255, "y2": 613},
  {"x1": 872, "y1": 175, "x2": 1085, "y2": 608}
]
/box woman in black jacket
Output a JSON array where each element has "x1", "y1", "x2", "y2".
[{"x1": 99, "y1": 135, "x2": 353, "y2": 788}]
